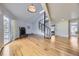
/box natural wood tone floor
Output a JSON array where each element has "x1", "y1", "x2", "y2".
[{"x1": 2, "y1": 35, "x2": 79, "y2": 56}]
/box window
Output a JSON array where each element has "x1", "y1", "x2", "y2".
[{"x1": 3, "y1": 15, "x2": 11, "y2": 44}]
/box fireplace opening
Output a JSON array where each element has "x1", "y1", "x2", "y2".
[{"x1": 19, "y1": 27, "x2": 28, "y2": 38}]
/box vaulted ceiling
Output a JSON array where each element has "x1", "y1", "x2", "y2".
[
  {"x1": 2, "y1": 3, "x2": 79, "y2": 23},
  {"x1": 2, "y1": 3, "x2": 43, "y2": 23}
]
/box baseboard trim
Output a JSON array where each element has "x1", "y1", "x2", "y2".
[{"x1": 55, "y1": 35, "x2": 69, "y2": 39}]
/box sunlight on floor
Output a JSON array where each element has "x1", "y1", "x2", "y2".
[
  {"x1": 2, "y1": 44, "x2": 10, "y2": 56},
  {"x1": 49, "y1": 36, "x2": 56, "y2": 48},
  {"x1": 70, "y1": 37, "x2": 78, "y2": 49},
  {"x1": 50, "y1": 36, "x2": 55, "y2": 43}
]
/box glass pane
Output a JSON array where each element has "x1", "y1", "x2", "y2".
[{"x1": 3, "y1": 16, "x2": 11, "y2": 44}]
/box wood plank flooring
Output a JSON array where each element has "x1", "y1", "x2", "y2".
[{"x1": 2, "y1": 35, "x2": 79, "y2": 56}]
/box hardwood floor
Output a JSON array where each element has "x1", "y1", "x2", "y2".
[{"x1": 2, "y1": 35, "x2": 79, "y2": 56}]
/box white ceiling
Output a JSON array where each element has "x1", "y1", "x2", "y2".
[
  {"x1": 47, "y1": 3, "x2": 79, "y2": 22},
  {"x1": 2, "y1": 3, "x2": 43, "y2": 23},
  {"x1": 2, "y1": 3, "x2": 79, "y2": 23}
]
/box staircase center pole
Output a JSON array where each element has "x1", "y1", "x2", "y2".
[{"x1": 44, "y1": 11, "x2": 45, "y2": 39}]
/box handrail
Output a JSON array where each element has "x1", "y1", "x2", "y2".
[
  {"x1": 39, "y1": 11, "x2": 51, "y2": 38},
  {"x1": 39, "y1": 21, "x2": 51, "y2": 31},
  {"x1": 39, "y1": 21, "x2": 51, "y2": 38}
]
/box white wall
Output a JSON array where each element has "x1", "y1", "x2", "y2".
[
  {"x1": 11, "y1": 20, "x2": 17, "y2": 40},
  {"x1": 0, "y1": 4, "x2": 16, "y2": 46},
  {"x1": 15, "y1": 20, "x2": 33, "y2": 37},
  {"x1": 0, "y1": 9, "x2": 4, "y2": 48},
  {"x1": 15, "y1": 12, "x2": 44, "y2": 37},
  {"x1": 55, "y1": 20, "x2": 69, "y2": 37},
  {"x1": 32, "y1": 13, "x2": 44, "y2": 36}
]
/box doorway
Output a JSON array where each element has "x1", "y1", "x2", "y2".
[
  {"x1": 70, "y1": 20, "x2": 79, "y2": 38},
  {"x1": 69, "y1": 20, "x2": 79, "y2": 49}
]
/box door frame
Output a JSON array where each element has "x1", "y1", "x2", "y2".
[{"x1": 69, "y1": 19, "x2": 79, "y2": 39}]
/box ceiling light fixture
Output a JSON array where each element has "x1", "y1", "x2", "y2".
[{"x1": 27, "y1": 4, "x2": 36, "y2": 13}]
